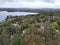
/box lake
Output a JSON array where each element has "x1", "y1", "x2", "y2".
[{"x1": 0, "y1": 11, "x2": 38, "y2": 23}]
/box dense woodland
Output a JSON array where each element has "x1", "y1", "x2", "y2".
[{"x1": 0, "y1": 12, "x2": 60, "y2": 45}]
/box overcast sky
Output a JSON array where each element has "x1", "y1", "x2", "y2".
[{"x1": 0, "y1": 0, "x2": 60, "y2": 8}]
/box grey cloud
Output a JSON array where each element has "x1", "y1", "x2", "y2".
[
  {"x1": 0, "y1": 0, "x2": 55, "y2": 3},
  {"x1": 0, "y1": 0, "x2": 13, "y2": 2},
  {"x1": 43, "y1": 0, "x2": 55, "y2": 3},
  {"x1": 20, "y1": 0, "x2": 55, "y2": 3}
]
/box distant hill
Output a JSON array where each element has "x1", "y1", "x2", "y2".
[{"x1": 0, "y1": 8, "x2": 60, "y2": 13}]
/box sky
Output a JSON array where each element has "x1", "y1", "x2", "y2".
[{"x1": 0, "y1": 0, "x2": 60, "y2": 8}]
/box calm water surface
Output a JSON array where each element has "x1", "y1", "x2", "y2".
[{"x1": 0, "y1": 11, "x2": 37, "y2": 22}]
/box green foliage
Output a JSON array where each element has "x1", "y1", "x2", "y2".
[
  {"x1": 13, "y1": 34, "x2": 24, "y2": 45},
  {"x1": 56, "y1": 25, "x2": 60, "y2": 31},
  {"x1": 0, "y1": 18, "x2": 16, "y2": 27},
  {"x1": 0, "y1": 13, "x2": 60, "y2": 45}
]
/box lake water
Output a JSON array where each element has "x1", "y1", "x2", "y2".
[{"x1": 0, "y1": 11, "x2": 38, "y2": 23}]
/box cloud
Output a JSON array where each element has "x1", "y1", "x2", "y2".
[
  {"x1": 0, "y1": 1, "x2": 53, "y2": 8},
  {"x1": 0, "y1": 0, "x2": 55, "y2": 3},
  {"x1": 19, "y1": 1, "x2": 53, "y2": 8},
  {"x1": 1, "y1": 0, "x2": 12, "y2": 1},
  {"x1": 0, "y1": 0, "x2": 60, "y2": 8},
  {"x1": 42, "y1": 0, "x2": 55, "y2": 3}
]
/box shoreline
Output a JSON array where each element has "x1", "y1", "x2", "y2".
[{"x1": 0, "y1": 11, "x2": 38, "y2": 23}]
